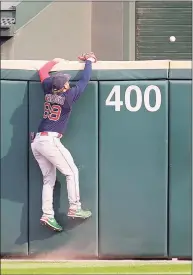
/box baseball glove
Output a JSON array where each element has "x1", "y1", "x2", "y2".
[{"x1": 78, "y1": 52, "x2": 97, "y2": 63}]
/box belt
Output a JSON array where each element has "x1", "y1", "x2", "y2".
[{"x1": 36, "y1": 132, "x2": 63, "y2": 138}]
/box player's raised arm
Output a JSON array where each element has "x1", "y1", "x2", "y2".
[
  {"x1": 69, "y1": 52, "x2": 97, "y2": 102},
  {"x1": 38, "y1": 58, "x2": 65, "y2": 82}
]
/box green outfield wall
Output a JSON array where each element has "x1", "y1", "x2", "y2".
[{"x1": 0, "y1": 60, "x2": 192, "y2": 258}]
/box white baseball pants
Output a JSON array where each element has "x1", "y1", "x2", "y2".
[{"x1": 31, "y1": 132, "x2": 81, "y2": 218}]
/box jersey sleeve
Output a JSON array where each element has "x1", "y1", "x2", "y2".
[
  {"x1": 38, "y1": 60, "x2": 57, "y2": 82},
  {"x1": 67, "y1": 60, "x2": 92, "y2": 104},
  {"x1": 41, "y1": 77, "x2": 53, "y2": 94}
]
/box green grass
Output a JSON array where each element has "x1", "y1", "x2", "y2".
[{"x1": 1, "y1": 261, "x2": 192, "y2": 274}]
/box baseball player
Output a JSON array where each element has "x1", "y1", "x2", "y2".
[{"x1": 31, "y1": 52, "x2": 97, "y2": 232}]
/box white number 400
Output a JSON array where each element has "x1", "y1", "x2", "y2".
[{"x1": 105, "y1": 85, "x2": 162, "y2": 112}]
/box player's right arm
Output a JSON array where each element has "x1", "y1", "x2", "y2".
[{"x1": 67, "y1": 53, "x2": 97, "y2": 103}]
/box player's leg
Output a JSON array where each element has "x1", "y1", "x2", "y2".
[
  {"x1": 31, "y1": 142, "x2": 62, "y2": 231},
  {"x1": 35, "y1": 137, "x2": 91, "y2": 219},
  {"x1": 53, "y1": 138, "x2": 92, "y2": 219}
]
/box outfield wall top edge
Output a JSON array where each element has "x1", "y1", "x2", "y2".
[
  {"x1": 1, "y1": 60, "x2": 192, "y2": 81},
  {"x1": 1, "y1": 60, "x2": 192, "y2": 70}
]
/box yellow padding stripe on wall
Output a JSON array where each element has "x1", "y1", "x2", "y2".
[
  {"x1": 170, "y1": 61, "x2": 192, "y2": 69},
  {"x1": 1, "y1": 60, "x2": 191, "y2": 71}
]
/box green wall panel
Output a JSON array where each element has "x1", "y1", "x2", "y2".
[
  {"x1": 99, "y1": 81, "x2": 168, "y2": 257},
  {"x1": 169, "y1": 81, "x2": 192, "y2": 258},
  {"x1": 28, "y1": 81, "x2": 98, "y2": 257},
  {"x1": 0, "y1": 65, "x2": 191, "y2": 258},
  {"x1": 169, "y1": 69, "x2": 192, "y2": 80},
  {"x1": 1, "y1": 68, "x2": 168, "y2": 82},
  {"x1": 0, "y1": 80, "x2": 28, "y2": 254}
]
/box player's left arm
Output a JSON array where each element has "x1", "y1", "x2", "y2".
[
  {"x1": 38, "y1": 58, "x2": 65, "y2": 91},
  {"x1": 38, "y1": 61, "x2": 57, "y2": 83}
]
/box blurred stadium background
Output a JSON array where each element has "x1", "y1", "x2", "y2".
[{"x1": 0, "y1": 0, "x2": 192, "y2": 61}]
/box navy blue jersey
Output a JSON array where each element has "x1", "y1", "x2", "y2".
[{"x1": 38, "y1": 60, "x2": 92, "y2": 134}]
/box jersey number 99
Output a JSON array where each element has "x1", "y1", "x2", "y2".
[{"x1": 43, "y1": 102, "x2": 62, "y2": 121}]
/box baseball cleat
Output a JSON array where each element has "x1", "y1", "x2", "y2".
[
  {"x1": 40, "y1": 217, "x2": 63, "y2": 232},
  {"x1": 67, "y1": 208, "x2": 92, "y2": 219}
]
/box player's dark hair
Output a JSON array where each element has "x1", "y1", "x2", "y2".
[{"x1": 52, "y1": 88, "x2": 62, "y2": 94}]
